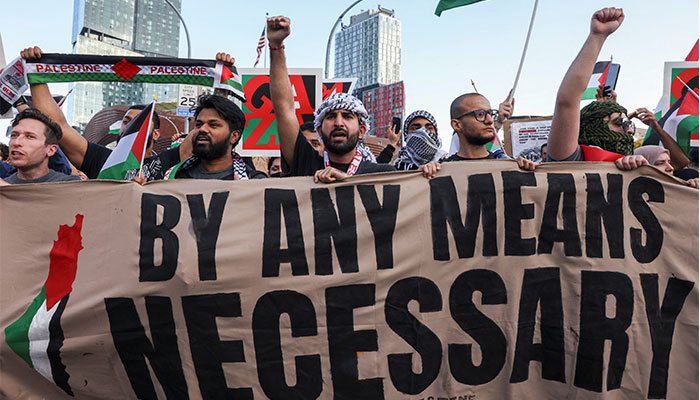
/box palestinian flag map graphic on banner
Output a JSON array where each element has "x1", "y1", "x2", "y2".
[
  {"x1": 22, "y1": 54, "x2": 245, "y2": 102},
  {"x1": 4, "y1": 214, "x2": 84, "y2": 396}
]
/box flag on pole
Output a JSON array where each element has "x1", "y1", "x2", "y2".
[
  {"x1": 4, "y1": 214, "x2": 84, "y2": 396},
  {"x1": 643, "y1": 40, "x2": 699, "y2": 151},
  {"x1": 435, "y1": 0, "x2": 487, "y2": 16},
  {"x1": 97, "y1": 101, "x2": 155, "y2": 180},
  {"x1": 582, "y1": 61, "x2": 612, "y2": 100},
  {"x1": 254, "y1": 25, "x2": 267, "y2": 68},
  {"x1": 643, "y1": 88, "x2": 699, "y2": 154}
]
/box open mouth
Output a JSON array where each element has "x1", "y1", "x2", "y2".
[{"x1": 195, "y1": 135, "x2": 211, "y2": 144}]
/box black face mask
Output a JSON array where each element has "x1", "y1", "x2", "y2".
[{"x1": 269, "y1": 172, "x2": 282, "y2": 178}]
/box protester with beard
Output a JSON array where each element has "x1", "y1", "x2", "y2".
[
  {"x1": 165, "y1": 94, "x2": 265, "y2": 180},
  {"x1": 444, "y1": 93, "x2": 537, "y2": 170},
  {"x1": 267, "y1": 15, "x2": 398, "y2": 183}
]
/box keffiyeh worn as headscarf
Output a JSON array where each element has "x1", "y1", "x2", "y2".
[
  {"x1": 403, "y1": 110, "x2": 438, "y2": 135},
  {"x1": 579, "y1": 101, "x2": 634, "y2": 156},
  {"x1": 313, "y1": 92, "x2": 370, "y2": 132},
  {"x1": 395, "y1": 128, "x2": 447, "y2": 170}
]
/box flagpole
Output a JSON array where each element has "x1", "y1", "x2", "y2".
[
  {"x1": 676, "y1": 75, "x2": 700, "y2": 100},
  {"x1": 138, "y1": 95, "x2": 157, "y2": 177},
  {"x1": 507, "y1": 0, "x2": 539, "y2": 103},
  {"x1": 264, "y1": 13, "x2": 268, "y2": 69}
]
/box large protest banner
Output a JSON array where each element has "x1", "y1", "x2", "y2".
[{"x1": 1, "y1": 161, "x2": 697, "y2": 399}]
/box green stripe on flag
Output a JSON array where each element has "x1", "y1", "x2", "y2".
[
  {"x1": 582, "y1": 87, "x2": 598, "y2": 100},
  {"x1": 97, "y1": 151, "x2": 141, "y2": 180},
  {"x1": 27, "y1": 73, "x2": 214, "y2": 86},
  {"x1": 435, "y1": 0, "x2": 486, "y2": 16},
  {"x1": 221, "y1": 78, "x2": 243, "y2": 92},
  {"x1": 5, "y1": 288, "x2": 47, "y2": 367}
]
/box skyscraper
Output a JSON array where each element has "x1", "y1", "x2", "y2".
[
  {"x1": 334, "y1": 6, "x2": 401, "y2": 89},
  {"x1": 334, "y1": 6, "x2": 403, "y2": 138},
  {"x1": 68, "y1": 0, "x2": 181, "y2": 132}
]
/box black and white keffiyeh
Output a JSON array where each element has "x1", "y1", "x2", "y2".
[
  {"x1": 313, "y1": 92, "x2": 376, "y2": 164},
  {"x1": 395, "y1": 128, "x2": 447, "y2": 170},
  {"x1": 403, "y1": 110, "x2": 438, "y2": 135},
  {"x1": 313, "y1": 92, "x2": 370, "y2": 132}
]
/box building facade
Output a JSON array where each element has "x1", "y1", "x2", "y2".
[
  {"x1": 334, "y1": 6, "x2": 401, "y2": 90},
  {"x1": 68, "y1": 0, "x2": 181, "y2": 132},
  {"x1": 360, "y1": 81, "x2": 405, "y2": 138}
]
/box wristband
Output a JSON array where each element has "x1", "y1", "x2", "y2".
[{"x1": 269, "y1": 44, "x2": 285, "y2": 51}]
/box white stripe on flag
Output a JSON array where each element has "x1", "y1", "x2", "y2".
[
  {"x1": 587, "y1": 73, "x2": 602, "y2": 88},
  {"x1": 28, "y1": 299, "x2": 59, "y2": 383},
  {"x1": 100, "y1": 132, "x2": 138, "y2": 172}
]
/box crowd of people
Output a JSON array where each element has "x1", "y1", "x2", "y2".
[{"x1": 1, "y1": 8, "x2": 697, "y2": 190}]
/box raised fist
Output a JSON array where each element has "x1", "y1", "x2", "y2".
[
  {"x1": 267, "y1": 16, "x2": 291, "y2": 47},
  {"x1": 590, "y1": 7, "x2": 624, "y2": 37}
]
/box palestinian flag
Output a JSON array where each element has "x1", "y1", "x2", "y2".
[
  {"x1": 97, "y1": 101, "x2": 155, "y2": 180},
  {"x1": 435, "y1": 0, "x2": 487, "y2": 16},
  {"x1": 580, "y1": 145, "x2": 624, "y2": 162},
  {"x1": 22, "y1": 53, "x2": 246, "y2": 102},
  {"x1": 5, "y1": 214, "x2": 84, "y2": 396},
  {"x1": 582, "y1": 61, "x2": 613, "y2": 100},
  {"x1": 643, "y1": 40, "x2": 699, "y2": 147},
  {"x1": 643, "y1": 88, "x2": 699, "y2": 154},
  {"x1": 107, "y1": 120, "x2": 122, "y2": 135},
  {"x1": 216, "y1": 62, "x2": 244, "y2": 100}
]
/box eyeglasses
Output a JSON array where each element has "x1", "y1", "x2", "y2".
[
  {"x1": 610, "y1": 115, "x2": 635, "y2": 132},
  {"x1": 454, "y1": 109, "x2": 499, "y2": 122}
]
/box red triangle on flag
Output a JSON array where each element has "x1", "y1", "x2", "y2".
[
  {"x1": 220, "y1": 64, "x2": 234, "y2": 84},
  {"x1": 598, "y1": 61, "x2": 611, "y2": 86},
  {"x1": 677, "y1": 89, "x2": 699, "y2": 116},
  {"x1": 686, "y1": 39, "x2": 699, "y2": 62}
]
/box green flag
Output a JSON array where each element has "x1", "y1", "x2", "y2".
[{"x1": 435, "y1": 0, "x2": 486, "y2": 16}]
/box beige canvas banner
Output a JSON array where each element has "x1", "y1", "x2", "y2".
[{"x1": 0, "y1": 161, "x2": 697, "y2": 399}]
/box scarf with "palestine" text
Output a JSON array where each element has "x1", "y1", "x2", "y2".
[{"x1": 23, "y1": 54, "x2": 246, "y2": 102}]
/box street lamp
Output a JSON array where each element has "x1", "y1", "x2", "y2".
[
  {"x1": 325, "y1": 0, "x2": 364, "y2": 79},
  {"x1": 162, "y1": 0, "x2": 192, "y2": 134}
]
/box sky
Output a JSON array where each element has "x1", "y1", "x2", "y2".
[{"x1": 1, "y1": 0, "x2": 698, "y2": 147}]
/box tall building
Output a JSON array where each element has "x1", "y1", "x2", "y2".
[
  {"x1": 334, "y1": 6, "x2": 401, "y2": 90},
  {"x1": 361, "y1": 82, "x2": 405, "y2": 138},
  {"x1": 68, "y1": 0, "x2": 181, "y2": 132}
]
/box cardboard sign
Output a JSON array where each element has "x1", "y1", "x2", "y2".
[
  {"x1": 1, "y1": 162, "x2": 697, "y2": 399},
  {"x1": 661, "y1": 61, "x2": 699, "y2": 115},
  {"x1": 503, "y1": 116, "x2": 552, "y2": 162},
  {"x1": 237, "y1": 68, "x2": 322, "y2": 157}
]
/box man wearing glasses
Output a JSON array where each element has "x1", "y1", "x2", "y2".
[{"x1": 444, "y1": 93, "x2": 537, "y2": 170}]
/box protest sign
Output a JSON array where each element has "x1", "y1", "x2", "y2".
[
  {"x1": 0, "y1": 57, "x2": 28, "y2": 115},
  {"x1": 1, "y1": 162, "x2": 697, "y2": 399},
  {"x1": 661, "y1": 61, "x2": 698, "y2": 115},
  {"x1": 503, "y1": 116, "x2": 552, "y2": 162},
  {"x1": 237, "y1": 68, "x2": 322, "y2": 157},
  {"x1": 322, "y1": 77, "x2": 357, "y2": 100}
]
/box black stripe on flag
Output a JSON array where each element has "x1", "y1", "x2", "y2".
[
  {"x1": 48, "y1": 294, "x2": 74, "y2": 396},
  {"x1": 643, "y1": 90, "x2": 688, "y2": 146}
]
